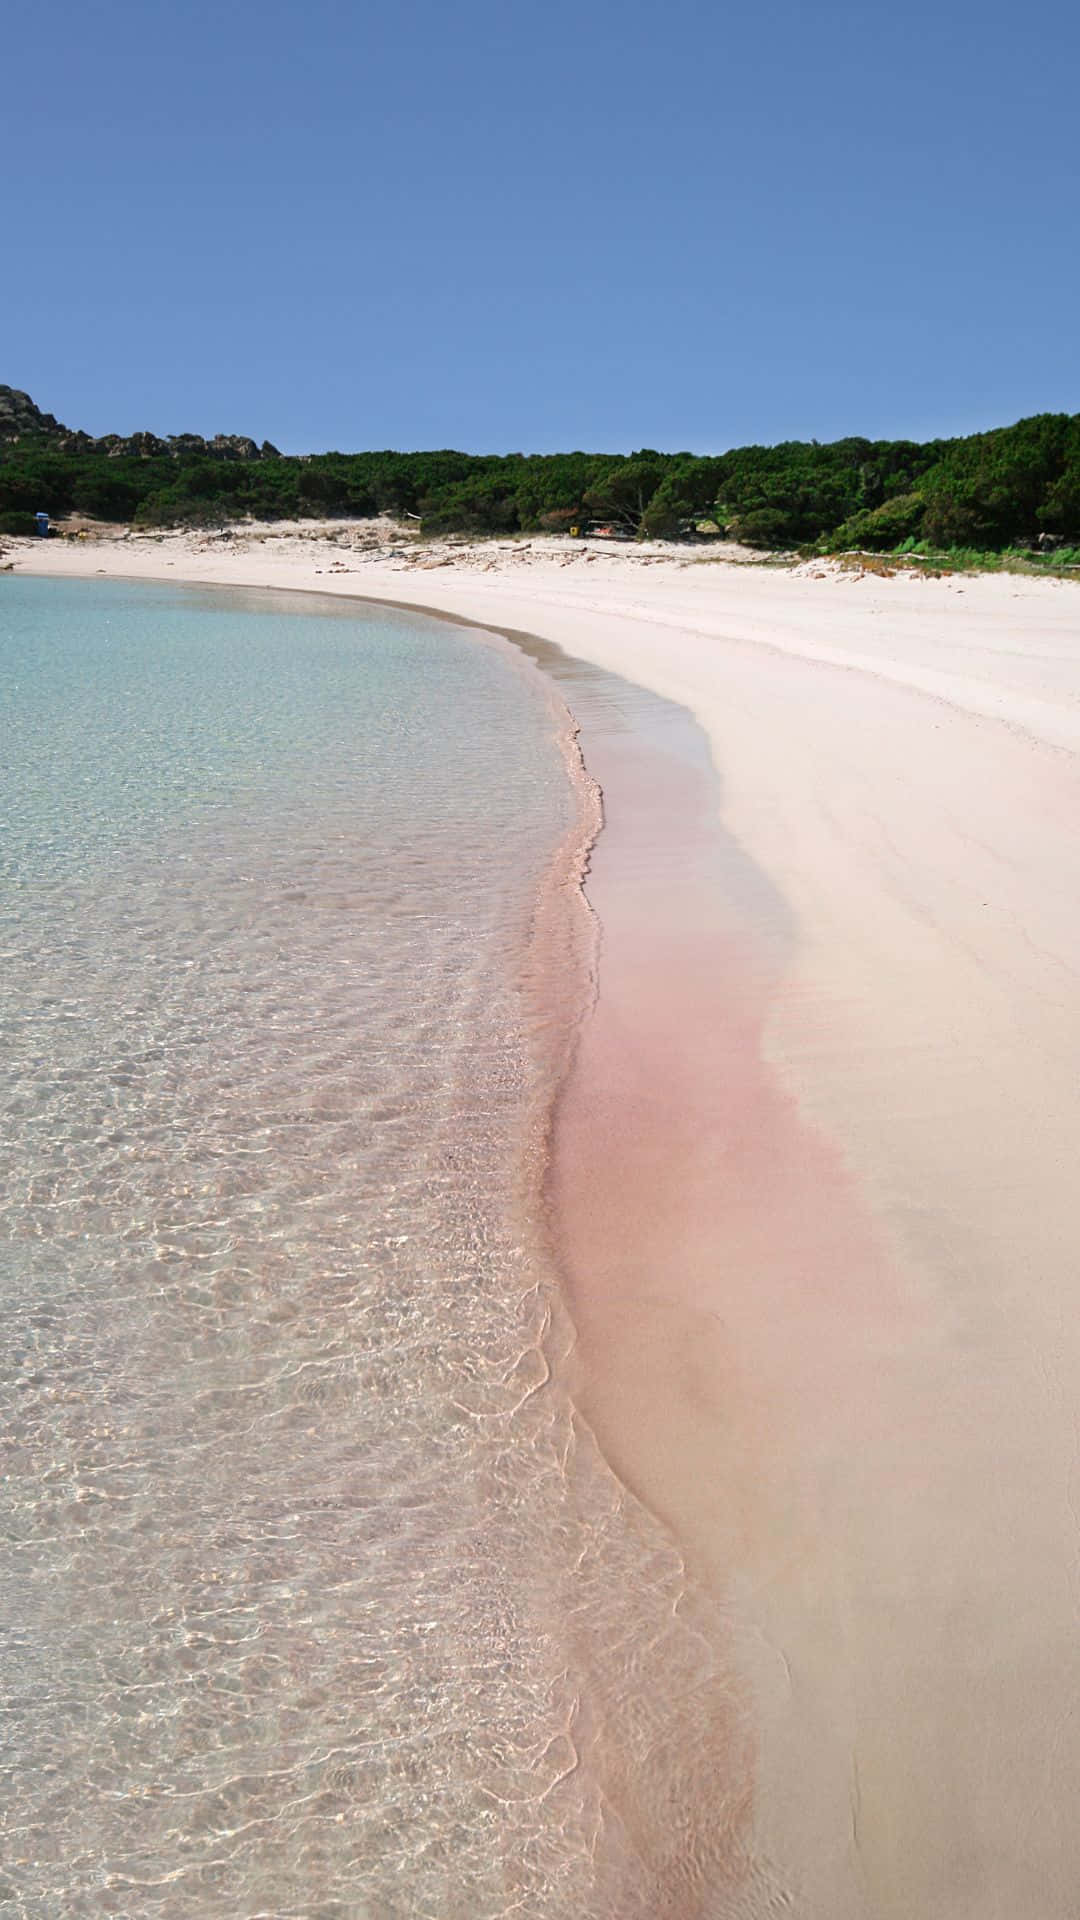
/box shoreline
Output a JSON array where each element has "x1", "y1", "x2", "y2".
[{"x1": 11, "y1": 534, "x2": 1080, "y2": 1913}]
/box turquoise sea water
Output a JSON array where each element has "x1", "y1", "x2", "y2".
[{"x1": 0, "y1": 578, "x2": 609, "y2": 1916}]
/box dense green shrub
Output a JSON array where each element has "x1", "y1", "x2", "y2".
[
  {"x1": 829, "y1": 491, "x2": 925, "y2": 551},
  {"x1": 728, "y1": 507, "x2": 800, "y2": 548},
  {"x1": 4, "y1": 404, "x2": 1079, "y2": 553},
  {"x1": 71, "y1": 474, "x2": 144, "y2": 520},
  {"x1": 917, "y1": 415, "x2": 1077, "y2": 549}
]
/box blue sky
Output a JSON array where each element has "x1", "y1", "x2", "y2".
[{"x1": 7, "y1": 0, "x2": 1078, "y2": 452}]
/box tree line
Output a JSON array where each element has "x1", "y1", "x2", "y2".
[{"x1": 2, "y1": 401, "x2": 1078, "y2": 554}]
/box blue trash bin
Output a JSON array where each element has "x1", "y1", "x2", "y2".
[{"x1": 34, "y1": 511, "x2": 50, "y2": 538}]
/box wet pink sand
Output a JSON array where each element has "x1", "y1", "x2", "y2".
[{"x1": 531, "y1": 635, "x2": 1080, "y2": 1919}]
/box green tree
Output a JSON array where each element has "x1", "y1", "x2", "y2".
[{"x1": 582, "y1": 457, "x2": 666, "y2": 533}]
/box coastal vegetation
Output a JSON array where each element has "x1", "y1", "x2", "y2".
[{"x1": 2, "y1": 386, "x2": 1078, "y2": 560}]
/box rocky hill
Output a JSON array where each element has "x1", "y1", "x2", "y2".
[
  {"x1": 0, "y1": 386, "x2": 67, "y2": 443},
  {"x1": 0, "y1": 386, "x2": 279, "y2": 461}
]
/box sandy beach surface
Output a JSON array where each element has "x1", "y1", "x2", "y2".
[{"x1": 10, "y1": 524, "x2": 1080, "y2": 1916}]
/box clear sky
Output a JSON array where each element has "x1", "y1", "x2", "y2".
[{"x1": 7, "y1": 0, "x2": 1078, "y2": 453}]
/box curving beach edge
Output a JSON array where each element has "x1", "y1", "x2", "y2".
[{"x1": 12, "y1": 527, "x2": 1080, "y2": 1917}]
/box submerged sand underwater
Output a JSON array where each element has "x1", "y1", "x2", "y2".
[{"x1": 0, "y1": 580, "x2": 684, "y2": 1916}]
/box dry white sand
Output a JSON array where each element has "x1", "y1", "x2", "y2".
[{"x1": 10, "y1": 525, "x2": 1080, "y2": 1915}]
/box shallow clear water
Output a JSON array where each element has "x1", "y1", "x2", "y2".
[
  {"x1": 1, "y1": 577, "x2": 769, "y2": 1920},
  {"x1": 0, "y1": 578, "x2": 603, "y2": 1916}
]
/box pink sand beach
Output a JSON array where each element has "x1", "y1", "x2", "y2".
[{"x1": 12, "y1": 523, "x2": 1080, "y2": 1915}]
